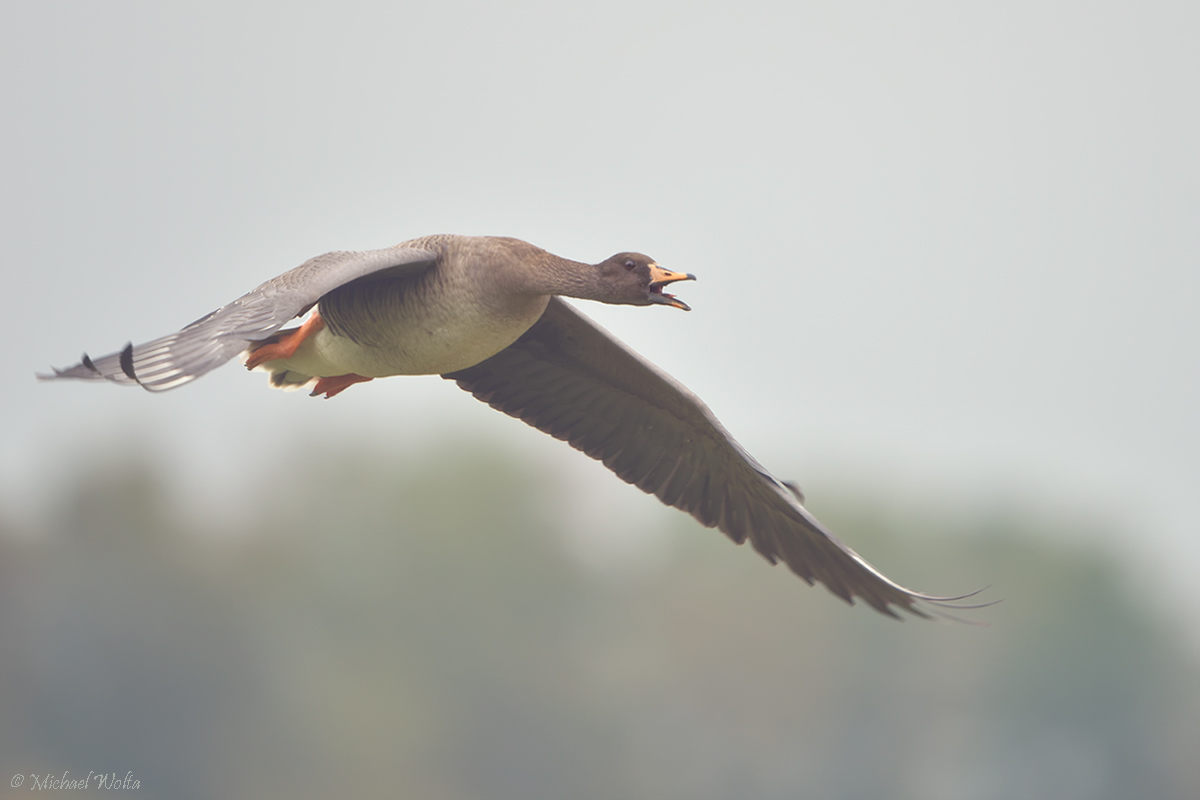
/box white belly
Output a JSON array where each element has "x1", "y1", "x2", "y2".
[{"x1": 271, "y1": 294, "x2": 550, "y2": 379}]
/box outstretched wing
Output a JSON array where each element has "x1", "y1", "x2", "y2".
[
  {"x1": 445, "y1": 298, "x2": 976, "y2": 618},
  {"x1": 40, "y1": 245, "x2": 438, "y2": 391}
]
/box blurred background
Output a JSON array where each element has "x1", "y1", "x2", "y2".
[{"x1": 2, "y1": 2, "x2": 1197, "y2": 798}]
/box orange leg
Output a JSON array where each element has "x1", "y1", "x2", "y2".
[
  {"x1": 245, "y1": 312, "x2": 326, "y2": 370},
  {"x1": 311, "y1": 373, "x2": 374, "y2": 399}
]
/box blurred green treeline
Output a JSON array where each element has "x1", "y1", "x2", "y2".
[{"x1": 1, "y1": 440, "x2": 1196, "y2": 800}]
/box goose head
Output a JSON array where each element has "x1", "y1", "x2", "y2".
[{"x1": 592, "y1": 252, "x2": 696, "y2": 310}]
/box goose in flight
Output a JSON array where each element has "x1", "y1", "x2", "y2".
[{"x1": 42, "y1": 234, "x2": 979, "y2": 618}]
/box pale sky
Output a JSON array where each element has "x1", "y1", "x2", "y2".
[{"x1": 3, "y1": 2, "x2": 1198, "y2": 640}]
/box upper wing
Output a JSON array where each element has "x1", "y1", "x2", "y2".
[
  {"x1": 444, "y1": 297, "x2": 976, "y2": 618},
  {"x1": 40, "y1": 245, "x2": 438, "y2": 391}
]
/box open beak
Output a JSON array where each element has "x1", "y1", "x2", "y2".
[{"x1": 648, "y1": 264, "x2": 696, "y2": 311}]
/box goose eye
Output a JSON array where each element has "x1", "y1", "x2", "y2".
[{"x1": 623, "y1": 259, "x2": 636, "y2": 270}]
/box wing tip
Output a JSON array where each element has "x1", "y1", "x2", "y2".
[
  {"x1": 36, "y1": 351, "x2": 104, "y2": 382},
  {"x1": 895, "y1": 585, "x2": 1000, "y2": 624}
]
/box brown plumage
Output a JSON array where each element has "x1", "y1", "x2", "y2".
[{"x1": 41, "y1": 234, "x2": 983, "y2": 618}]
